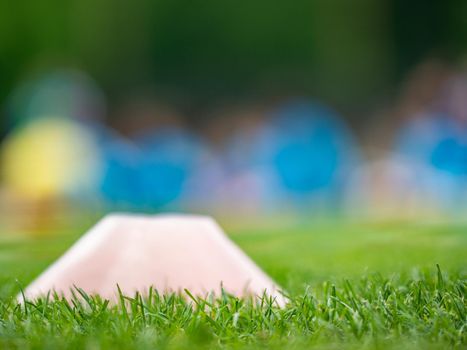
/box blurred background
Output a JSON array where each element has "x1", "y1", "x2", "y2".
[{"x1": 1, "y1": 0, "x2": 467, "y2": 233}]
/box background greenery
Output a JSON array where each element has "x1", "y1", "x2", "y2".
[{"x1": 1, "y1": 0, "x2": 467, "y2": 135}]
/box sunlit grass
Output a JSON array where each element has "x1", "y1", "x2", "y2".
[{"x1": 0, "y1": 219, "x2": 466, "y2": 349}]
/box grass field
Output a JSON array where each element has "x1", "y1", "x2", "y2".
[{"x1": 0, "y1": 217, "x2": 466, "y2": 349}]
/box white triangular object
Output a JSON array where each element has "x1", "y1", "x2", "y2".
[{"x1": 22, "y1": 214, "x2": 284, "y2": 304}]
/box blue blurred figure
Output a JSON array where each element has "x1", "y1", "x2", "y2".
[
  {"x1": 394, "y1": 73, "x2": 467, "y2": 212},
  {"x1": 97, "y1": 96, "x2": 210, "y2": 210},
  {"x1": 225, "y1": 101, "x2": 359, "y2": 210},
  {"x1": 395, "y1": 115, "x2": 467, "y2": 209},
  {"x1": 134, "y1": 127, "x2": 206, "y2": 208},
  {"x1": 431, "y1": 135, "x2": 467, "y2": 176},
  {"x1": 98, "y1": 132, "x2": 144, "y2": 208},
  {"x1": 98, "y1": 126, "x2": 207, "y2": 210}
]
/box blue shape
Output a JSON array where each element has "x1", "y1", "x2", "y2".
[
  {"x1": 396, "y1": 114, "x2": 467, "y2": 177},
  {"x1": 99, "y1": 135, "x2": 144, "y2": 207},
  {"x1": 430, "y1": 137, "x2": 467, "y2": 176},
  {"x1": 257, "y1": 101, "x2": 358, "y2": 197},
  {"x1": 135, "y1": 127, "x2": 206, "y2": 208}
]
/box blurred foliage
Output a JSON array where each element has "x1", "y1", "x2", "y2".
[{"x1": 0, "y1": 0, "x2": 466, "y2": 133}]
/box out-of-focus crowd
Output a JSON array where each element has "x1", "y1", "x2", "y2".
[{"x1": 1, "y1": 60, "x2": 466, "y2": 226}]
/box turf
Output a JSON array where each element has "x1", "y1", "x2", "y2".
[{"x1": 0, "y1": 218, "x2": 466, "y2": 349}]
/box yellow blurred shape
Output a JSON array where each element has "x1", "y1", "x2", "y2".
[{"x1": 1, "y1": 117, "x2": 101, "y2": 200}]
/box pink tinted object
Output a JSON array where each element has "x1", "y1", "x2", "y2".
[{"x1": 22, "y1": 214, "x2": 284, "y2": 304}]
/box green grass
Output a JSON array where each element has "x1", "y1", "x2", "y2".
[{"x1": 0, "y1": 218, "x2": 466, "y2": 349}]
